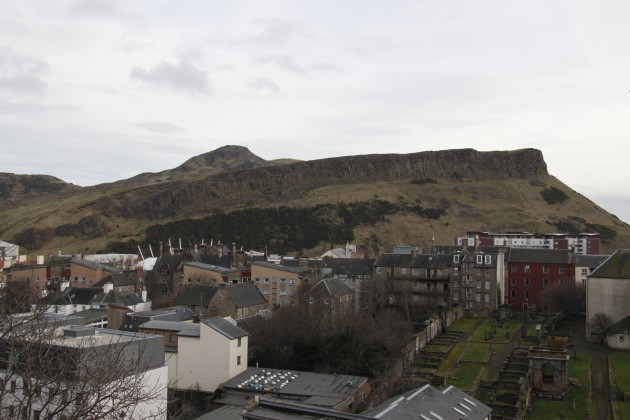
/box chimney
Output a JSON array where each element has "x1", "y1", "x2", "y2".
[
  {"x1": 232, "y1": 243, "x2": 237, "y2": 269},
  {"x1": 159, "y1": 241, "x2": 163, "y2": 257},
  {"x1": 474, "y1": 235, "x2": 480, "y2": 252}
]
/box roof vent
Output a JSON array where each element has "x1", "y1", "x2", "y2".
[{"x1": 64, "y1": 326, "x2": 96, "y2": 338}]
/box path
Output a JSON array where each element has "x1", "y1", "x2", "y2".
[{"x1": 484, "y1": 323, "x2": 525, "y2": 381}]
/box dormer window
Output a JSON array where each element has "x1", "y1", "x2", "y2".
[
  {"x1": 476, "y1": 255, "x2": 483, "y2": 264},
  {"x1": 453, "y1": 255, "x2": 460, "y2": 263}
]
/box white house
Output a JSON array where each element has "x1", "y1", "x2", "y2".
[{"x1": 139, "y1": 316, "x2": 249, "y2": 393}]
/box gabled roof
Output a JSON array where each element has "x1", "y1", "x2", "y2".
[
  {"x1": 174, "y1": 285, "x2": 220, "y2": 306},
  {"x1": 202, "y1": 316, "x2": 248, "y2": 339},
  {"x1": 139, "y1": 320, "x2": 201, "y2": 337},
  {"x1": 589, "y1": 250, "x2": 630, "y2": 279},
  {"x1": 184, "y1": 261, "x2": 235, "y2": 274},
  {"x1": 309, "y1": 277, "x2": 354, "y2": 297},
  {"x1": 251, "y1": 261, "x2": 305, "y2": 274},
  {"x1": 93, "y1": 272, "x2": 136, "y2": 287},
  {"x1": 321, "y1": 258, "x2": 375, "y2": 276},
  {"x1": 374, "y1": 254, "x2": 451, "y2": 269},
  {"x1": 151, "y1": 254, "x2": 185, "y2": 272},
  {"x1": 226, "y1": 283, "x2": 266, "y2": 308},
  {"x1": 94, "y1": 290, "x2": 144, "y2": 306},
  {"x1": 572, "y1": 254, "x2": 610, "y2": 268},
  {"x1": 508, "y1": 248, "x2": 572, "y2": 264},
  {"x1": 46, "y1": 255, "x2": 73, "y2": 266},
  {"x1": 198, "y1": 254, "x2": 232, "y2": 268}
]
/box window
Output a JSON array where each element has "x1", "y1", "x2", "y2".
[
  {"x1": 511, "y1": 290, "x2": 516, "y2": 298},
  {"x1": 453, "y1": 266, "x2": 459, "y2": 274},
  {"x1": 511, "y1": 277, "x2": 516, "y2": 286},
  {"x1": 485, "y1": 255, "x2": 491, "y2": 264},
  {"x1": 289, "y1": 279, "x2": 296, "y2": 285},
  {"x1": 280, "y1": 290, "x2": 287, "y2": 296},
  {"x1": 524, "y1": 265, "x2": 530, "y2": 273},
  {"x1": 401, "y1": 268, "x2": 407, "y2": 275},
  {"x1": 453, "y1": 291, "x2": 459, "y2": 301},
  {"x1": 485, "y1": 281, "x2": 490, "y2": 290},
  {"x1": 262, "y1": 289, "x2": 269, "y2": 295},
  {"x1": 263, "y1": 278, "x2": 269, "y2": 284},
  {"x1": 476, "y1": 255, "x2": 483, "y2": 264},
  {"x1": 581, "y1": 268, "x2": 589, "y2": 276},
  {"x1": 169, "y1": 334, "x2": 175, "y2": 343},
  {"x1": 543, "y1": 279, "x2": 548, "y2": 287},
  {"x1": 485, "y1": 294, "x2": 490, "y2": 303},
  {"x1": 309, "y1": 297, "x2": 315, "y2": 304},
  {"x1": 485, "y1": 270, "x2": 490, "y2": 277},
  {"x1": 453, "y1": 280, "x2": 459, "y2": 288},
  {"x1": 543, "y1": 265, "x2": 549, "y2": 274},
  {"x1": 476, "y1": 293, "x2": 481, "y2": 302},
  {"x1": 511, "y1": 264, "x2": 516, "y2": 272},
  {"x1": 525, "y1": 278, "x2": 530, "y2": 286},
  {"x1": 525, "y1": 291, "x2": 530, "y2": 298},
  {"x1": 237, "y1": 356, "x2": 241, "y2": 366},
  {"x1": 255, "y1": 278, "x2": 260, "y2": 283},
  {"x1": 619, "y1": 335, "x2": 625, "y2": 343},
  {"x1": 453, "y1": 254, "x2": 460, "y2": 263},
  {"x1": 280, "y1": 278, "x2": 287, "y2": 285},
  {"x1": 476, "y1": 269, "x2": 481, "y2": 276},
  {"x1": 238, "y1": 337, "x2": 242, "y2": 347},
  {"x1": 559, "y1": 267, "x2": 565, "y2": 274},
  {"x1": 476, "y1": 281, "x2": 481, "y2": 289},
  {"x1": 10, "y1": 380, "x2": 16, "y2": 393}
]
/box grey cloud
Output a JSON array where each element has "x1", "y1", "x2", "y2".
[
  {"x1": 249, "y1": 78, "x2": 280, "y2": 93},
  {"x1": 259, "y1": 55, "x2": 307, "y2": 76},
  {"x1": 0, "y1": 47, "x2": 49, "y2": 95},
  {"x1": 68, "y1": 0, "x2": 128, "y2": 19},
  {"x1": 133, "y1": 121, "x2": 186, "y2": 135},
  {"x1": 130, "y1": 60, "x2": 211, "y2": 94},
  {"x1": 251, "y1": 18, "x2": 302, "y2": 46}
]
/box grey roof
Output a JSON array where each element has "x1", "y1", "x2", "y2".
[
  {"x1": 94, "y1": 290, "x2": 144, "y2": 306},
  {"x1": 72, "y1": 259, "x2": 121, "y2": 273},
  {"x1": 151, "y1": 254, "x2": 185, "y2": 272},
  {"x1": 251, "y1": 261, "x2": 305, "y2": 274},
  {"x1": 174, "y1": 285, "x2": 220, "y2": 306},
  {"x1": 184, "y1": 261, "x2": 235, "y2": 274},
  {"x1": 93, "y1": 272, "x2": 136, "y2": 287},
  {"x1": 374, "y1": 254, "x2": 451, "y2": 269},
  {"x1": 41, "y1": 287, "x2": 103, "y2": 305},
  {"x1": 46, "y1": 255, "x2": 73, "y2": 266},
  {"x1": 71, "y1": 308, "x2": 108, "y2": 324},
  {"x1": 321, "y1": 258, "x2": 375, "y2": 276},
  {"x1": 572, "y1": 254, "x2": 610, "y2": 268},
  {"x1": 244, "y1": 399, "x2": 374, "y2": 419},
  {"x1": 309, "y1": 278, "x2": 354, "y2": 297},
  {"x1": 508, "y1": 248, "x2": 573, "y2": 264},
  {"x1": 123, "y1": 306, "x2": 196, "y2": 330},
  {"x1": 140, "y1": 320, "x2": 200, "y2": 337},
  {"x1": 589, "y1": 250, "x2": 630, "y2": 279},
  {"x1": 461, "y1": 252, "x2": 499, "y2": 267},
  {"x1": 222, "y1": 368, "x2": 367, "y2": 408},
  {"x1": 194, "y1": 405, "x2": 245, "y2": 420},
  {"x1": 226, "y1": 282, "x2": 267, "y2": 308},
  {"x1": 202, "y1": 316, "x2": 248, "y2": 339},
  {"x1": 364, "y1": 384, "x2": 491, "y2": 420}
]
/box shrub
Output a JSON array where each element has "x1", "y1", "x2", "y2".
[
  {"x1": 540, "y1": 187, "x2": 569, "y2": 205},
  {"x1": 529, "y1": 179, "x2": 546, "y2": 188},
  {"x1": 411, "y1": 178, "x2": 438, "y2": 185}
]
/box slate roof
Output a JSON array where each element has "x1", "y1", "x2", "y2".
[
  {"x1": 374, "y1": 254, "x2": 451, "y2": 269},
  {"x1": 174, "y1": 285, "x2": 220, "y2": 306},
  {"x1": 93, "y1": 272, "x2": 136, "y2": 287},
  {"x1": 321, "y1": 258, "x2": 375, "y2": 276},
  {"x1": 251, "y1": 261, "x2": 306, "y2": 274},
  {"x1": 71, "y1": 308, "x2": 108, "y2": 324},
  {"x1": 198, "y1": 254, "x2": 232, "y2": 268},
  {"x1": 309, "y1": 278, "x2": 354, "y2": 297},
  {"x1": 72, "y1": 259, "x2": 121, "y2": 273},
  {"x1": 140, "y1": 320, "x2": 201, "y2": 337},
  {"x1": 151, "y1": 254, "x2": 185, "y2": 272},
  {"x1": 508, "y1": 248, "x2": 573, "y2": 264},
  {"x1": 94, "y1": 290, "x2": 144, "y2": 306},
  {"x1": 184, "y1": 261, "x2": 235, "y2": 274},
  {"x1": 123, "y1": 307, "x2": 196, "y2": 331},
  {"x1": 202, "y1": 316, "x2": 248, "y2": 339},
  {"x1": 226, "y1": 282, "x2": 266, "y2": 308},
  {"x1": 607, "y1": 315, "x2": 630, "y2": 334},
  {"x1": 364, "y1": 384, "x2": 491, "y2": 420},
  {"x1": 572, "y1": 254, "x2": 610, "y2": 268},
  {"x1": 42, "y1": 287, "x2": 103, "y2": 305},
  {"x1": 589, "y1": 250, "x2": 630, "y2": 279},
  {"x1": 46, "y1": 255, "x2": 73, "y2": 266}
]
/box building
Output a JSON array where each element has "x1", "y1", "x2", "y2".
[
  {"x1": 363, "y1": 384, "x2": 491, "y2": 420},
  {"x1": 69, "y1": 259, "x2": 122, "y2": 288},
  {"x1": 207, "y1": 282, "x2": 268, "y2": 319},
  {"x1": 320, "y1": 243, "x2": 362, "y2": 259},
  {"x1": 217, "y1": 367, "x2": 370, "y2": 413},
  {"x1": 457, "y1": 231, "x2": 600, "y2": 255},
  {"x1": 250, "y1": 262, "x2": 308, "y2": 308},
  {"x1": 183, "y1": 262, "x2": 242, "y2": 286},
  {"x1": 507, "y1": 249, "x2": 574, "y2": 313},
  {"x1": 122, "y1": 307, "x2": 196, "y2": 331},
  {"x1": 306, "y1": 277, "x2": 354, "y2": 321},
  {"x1": 0, "y1": 324, "x2": 168, "y2": 419},
  {"x1": 0, "y1": 240, "x2": 19, "y2": 269},
  {"x1": 140, "y1": 317, "x2": 249, "y2": 393},
  {"x1": 586, "y1": 250, "x2": 630, "y2": 342},
  {"x1": 320, "y1": 258, "x2": 374, "y2": 310},
  {"x1": 605, "y1": 315, "x2": 630, "y2": 350},
  {"x1": 572, "y1": 254, "x2": 609, "y2": 285}
]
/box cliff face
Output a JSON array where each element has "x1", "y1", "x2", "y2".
[{"x1": 91, "y1": 148, "x2": 548, "y2": 219}]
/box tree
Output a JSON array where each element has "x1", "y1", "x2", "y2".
[
  {"x1": 588, "y1": 312, "x2": 613, "y2": 345},
  {"x1": 0, "y1": 297, "x2": 168, "y2": 419},
  {"x1": 543, "y1": 282, "x2": 586, "y2": 315}
]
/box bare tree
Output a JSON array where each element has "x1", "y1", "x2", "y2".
[
  {"x1": 0, "y1": 296, "x2": 168, "y2": 419},
  {"x1": 588, "y1": 312, "x2": 613, "y2": 345},
  {"x1": 543, "y1": 282, "x2": 586, "y2": 315}
]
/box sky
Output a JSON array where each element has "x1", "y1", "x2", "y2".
[{"x1": 1, "y1": 1, "x2": 630, "y2": 222}]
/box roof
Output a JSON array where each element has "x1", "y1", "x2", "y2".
[
  {"x1": 321, "y1": 258, "x2": 375, "y2": 276},
  {"x1": 251, "y1": 261, "x2": 305, "y2": 274},
  {"x1": 222, "y1": 367, "x2": 367, "y2": 408},
  {"x1": 46, "y1": 255, "x2": 73, "y2": 266},
  {"x1": 202, "y1": 316, "x2": 248, "y2": 339},
  {"x1": 364, "y1": 384, "x2": 491, "y2": 420},
  {"x1": 123, "y1": 306, "x2": 196, "y2": 330},
  {"x1": 140, "y1": 320, "x2": 201, "y2": 337},
  {"x1": 226, "y1": 282, "x2": 267, "y2": 308},
  {"x1": 572, "y1": 254, "x2": 610, "y2": 268},
  {"x1": 374, "y1": 254, "x2": 451, "y2": 269},
  {"x1": 94, "y1": 290, "x2": 144, "y2": 306},
  {"x1": 309, "y1": 278, "x2": 354, "y2": 298},
  {"x1": 589, "y1": 250, "x2": 630, "y2": 279},
  {"x1": 71, "y1": 259, "x2": 121, "y2": 273},
  {"x1": 185, "y1": 261, "x2": 235, "y2": 274},
  {"x1": 93, "y1": 272, "x2": 136, "y2": 287},
  {"x1": 71, "y1": 308, "x2": 108, "y2": 324},
  {"x1": 508, "y1": 248, "x2": 573, "y2": 264},
  {"x1": 174, "y1": 285, "x2": 220, "y2": 306},
  {"x1": 151, "y1": 254, "x2": 185, "y2": 272},
  {"x1": 41, "y1": 287, "x2": 103, "y2": 305}
]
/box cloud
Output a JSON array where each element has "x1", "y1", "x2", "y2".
[
  {"x1": 259, "y1": 55, "x2": 307, "y2": 76},
  {"x1": 0, "y1": 47, "x2": 49, "y2": 96},
  {"x1": 68, "y1": 0, "x2": 129, "y2": 20},
  {"x1": 130, "y1": 60, "x2": 211, "y2": 94},
  {"x1": 248, "y1": 78, "x2": 280, "y2": 93},
  {"x1": 133, "y1": 121, "x2": 186, "y2": 135}
]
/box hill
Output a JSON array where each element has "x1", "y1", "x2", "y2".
[{"x1": 1, "y1": 147, "x2": 628, "y2": 257}]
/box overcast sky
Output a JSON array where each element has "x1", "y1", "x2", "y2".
[{"x1": 2, "y1": 1, "x2": 629, "y2": 222}]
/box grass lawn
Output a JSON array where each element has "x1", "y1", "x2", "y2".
[
  {"x1": 528, "y1": 351, "x2": 590, "y2": 420},
  {"x1": 449, "y1": 364, "x2": 483, "y2": 391},
  {"x1": 447, "y1": 317, "x2": 484, "y2": 333},
  {"x1": 423, "y1": 344, "x2": 451, "y2": 353},
  {"x1": 436, "y1": 342, "x2": 467, "y2": 376},
  {"x1": 461, "y1": 343, "x2": 491, "y2": 362},
  {"x1": 613, "y1": 401, "x2": 630, "y2": 419},
  {"x1": 608, "y1": 353, "x2": 630, "y2": 392}
]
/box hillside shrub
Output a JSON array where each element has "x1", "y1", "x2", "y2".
[
  {"x1": 529, "y1": 179, "x2": 546, "y2": 188},
  {"x1": 540, "y1": 187, "x2": 569, "y2": 205},
  {"x1": 411, "y1": 178, "x2": 438, "y2": 185}
]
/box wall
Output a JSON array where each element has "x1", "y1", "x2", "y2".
[{"x1": 587, "y1": 277, "x2": 630, "y2": 342}]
